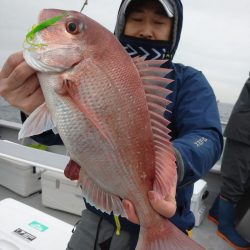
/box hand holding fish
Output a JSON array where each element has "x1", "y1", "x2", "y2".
[
  {"x1": 0, "y1": 51, "x2": 44, "y2": 114},
  {"x1": 123, "y1": 187, "x2": 177, "y2": 224}
]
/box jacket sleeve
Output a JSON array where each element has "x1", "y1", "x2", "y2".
[{"x1": 170, "y1": 68, "x2": 223, "y2": 188}]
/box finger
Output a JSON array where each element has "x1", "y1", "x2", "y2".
[
  {"x1": 18, "y1": 87, "x2": 44, "y2": 114},
  {"x1": 4, "y1": 74, "x2": 40, "y2": 104},
  {"x1": 19, "y1": 74, "x2": 40, "y2": 97},
  {"x1": 7, "y1": 83, "x2": 44, "y2": 114},
  {"x1": 0, "y1": 51, "x2": 24, "y2": 78},
  {"x1": 8, "y1": 61, "x2": 36, "y2": 90},
  {"x1": 148, "y1": 191, "x2": 176, "y2": 218},
  {"x1": 122, "y1": 199, "x2": 139, "y2": 224},
  {"x1": 0, "y1": 62, "x2": 36, "y2": 97}
]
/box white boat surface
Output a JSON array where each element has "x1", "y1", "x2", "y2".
[{"x1": 0, "y1": 119, "x2": 249, "y2": 250}]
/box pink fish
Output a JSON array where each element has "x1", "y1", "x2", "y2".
[{"x1": 20, "y1": 9, "x2": 204, "y2": 250}]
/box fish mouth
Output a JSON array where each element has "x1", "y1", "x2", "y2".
[
  {"x1": 23, "y1": 35, "x2": 81, "y2": 73},
  {"x1": 23, "y1": 49, "x2": 69, "y2": 73},
  {"x1": 23, "y1": 33, "x2": 67, "y2": 73},
  {"x1": 23, "y1": 33, "x2": 83, "y2": 73}
]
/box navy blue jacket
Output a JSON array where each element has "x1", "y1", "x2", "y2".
[{"x1": 166, "y1": 63, "x2": 223, "y2": 231}]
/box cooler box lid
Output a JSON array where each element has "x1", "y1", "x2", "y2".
[{"x1": 0, "y1": 198, "x2": 73, "y2": 250}]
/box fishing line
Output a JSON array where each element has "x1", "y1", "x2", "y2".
[{"x1": 80, "y1": 0, "x2": 88, "y2": 12}]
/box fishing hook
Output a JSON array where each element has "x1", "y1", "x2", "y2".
[{"x1": 80, "y1": 0, "x2": 88, "y2": 12}]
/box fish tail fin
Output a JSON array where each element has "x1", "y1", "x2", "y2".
[{"x1": 136, "y1": 219, "x2": 204, "y2": 250}]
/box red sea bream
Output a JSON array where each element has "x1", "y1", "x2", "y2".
[{"x1": 20, "y1": 9, "x2": 204, "y2": 250}]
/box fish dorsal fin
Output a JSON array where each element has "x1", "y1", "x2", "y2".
[
  {"x1": 133, "y1": 57, "x2": 177, "y2": 197},
  {"x1": 18, "y1": 102, "x2": 56, "y2": 140}
]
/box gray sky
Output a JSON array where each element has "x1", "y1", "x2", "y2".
[{"x1": 0, "y1": 0, "x2": 249, "y2": 104}]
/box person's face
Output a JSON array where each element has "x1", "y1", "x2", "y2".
[{"x1": 124, "y1": 1, "x2": 173, "y2": 41}]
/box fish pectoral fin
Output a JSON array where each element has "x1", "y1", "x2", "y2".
[
  {"x1": 18, "y1": 102, "x2": 56, "y2": 140},
  {"x1": 58, "y1": 76, "x2": 115, "y2": 150},
  {"x1": 80, "y1": 170, "x2": 125, "y2": 217},
  {"x1": 55, "y1": 77, "x2": 80, "y2": 96}
]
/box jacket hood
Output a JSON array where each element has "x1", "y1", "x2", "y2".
[{"x1": 114, "y1": 0, "x2": 183, "y2": 59}]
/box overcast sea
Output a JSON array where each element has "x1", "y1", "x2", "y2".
[
  {"x1": 0, "y1": 96, "x2": 234, "y2": 126},
  {"x1": 0, "y1": 97, "x2": 21, "y2": 123}
]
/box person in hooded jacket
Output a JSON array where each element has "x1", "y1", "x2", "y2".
[
  {"x1": 0, "y1": 0, "x2": 223, "y2": 249},
  {"x1": 208, "y1": 74, "x2": 250, "y2": 250}
]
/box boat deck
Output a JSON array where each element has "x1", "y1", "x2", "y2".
[{"x1": 0, "y1": 180, "x2": 234, "y2": 250}]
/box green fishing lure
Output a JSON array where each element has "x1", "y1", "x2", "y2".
[{"x1": 25, "y1": 12, "x2": 67, "y2": 47}]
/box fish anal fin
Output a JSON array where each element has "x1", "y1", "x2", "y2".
[
  {"x1": 79, "y1": 170, "x2": 125, "y2": 217},
  {"x1": 18, "y1": 103, "x2": 55, "y2": 140}
]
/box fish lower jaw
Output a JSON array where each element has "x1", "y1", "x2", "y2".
[{"x1": 23, "y1": 49, "x2": 68, "y2": 73}]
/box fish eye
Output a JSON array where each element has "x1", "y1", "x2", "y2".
[
  {"x1": 66, "y1": 19, "x2": 82, "y2": 34},
  {"x1": 68, "y1": 23, "x2": 77, "y2": 32}
]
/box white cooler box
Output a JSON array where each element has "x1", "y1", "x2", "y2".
[
  {"x1": 41, "y1": 170, "x2": 85, "y2": 216},
  {"x1": 0, "y1": 140, "x2": 70, "y2": 197},
  {"x1": 191, "y1": 179, "x2": 208, "y2": 226},
  {"x1": 0, "y1": 198, "x2": 73, "y2": 250},
  {"x1": 0, "y1": 158, "x2": 41, "y2": 197}
]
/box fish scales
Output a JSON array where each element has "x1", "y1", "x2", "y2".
[
  {"x1": 37, "y1": 36, "x2": 154, "y2": 213},
  {"x1": 20, "y1": 9, "x2": 205, "y2": 250}
]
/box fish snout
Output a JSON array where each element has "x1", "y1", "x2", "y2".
[{"x1": 39, "y1": 9, "x2": 65, "y2": 22}]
